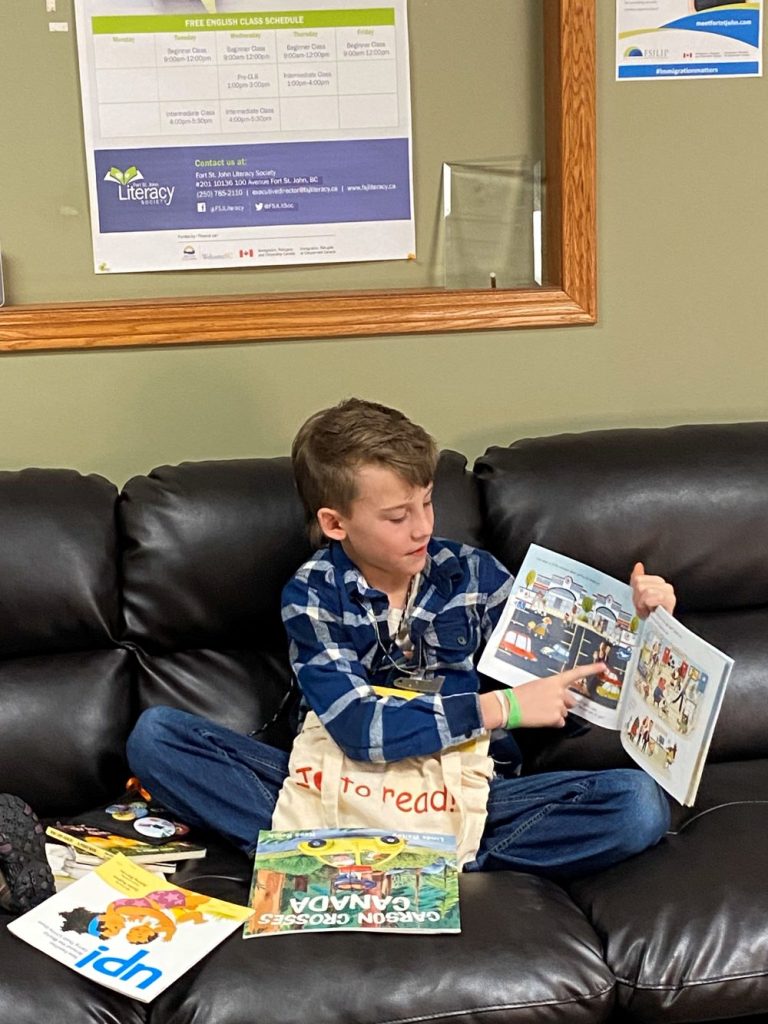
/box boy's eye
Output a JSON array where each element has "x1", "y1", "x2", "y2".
[{"x1": 389, "y1": 514, "x2": 407, "y2": 523}]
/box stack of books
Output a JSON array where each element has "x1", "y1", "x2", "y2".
[{"x1": 44, "y1": 782, "x2": 206, "y2": 889}]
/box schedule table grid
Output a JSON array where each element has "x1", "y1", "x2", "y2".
[{"x1": 94, "y1": 24, "x2": 399, "y2": 138}]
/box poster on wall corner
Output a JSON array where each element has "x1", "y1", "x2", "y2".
[{"x1": 616, "y1": 0, "x2": 763, "y2": 81}]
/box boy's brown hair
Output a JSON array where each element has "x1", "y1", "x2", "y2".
[{"x1": 291, "y1": 398, "x2": 438, "y2": 546}]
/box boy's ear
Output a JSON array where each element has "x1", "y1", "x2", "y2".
[{"x1": 316, "y1": 507, "x2": 347, "y2": 542}]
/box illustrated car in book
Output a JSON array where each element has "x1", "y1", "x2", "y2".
[{"x1": 498, "y1": 629, "x2": 536, "y2": 660}]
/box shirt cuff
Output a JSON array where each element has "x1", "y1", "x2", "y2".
[{"x1": 442, "y1": 691, "x2": 485, "y2": 742}]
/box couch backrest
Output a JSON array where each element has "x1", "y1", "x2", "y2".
[
  {"x1": 474, "y1": 422, "x2": 768, "y2": 768},
  {"x1": 0, "y1": 450, "x2": 482, "y2": 814},
  {"x1": 119, "y1": 457, "x2": 310, "y2": 750},
  {"x1": 3, "y1": 426, "x2": 766, "y2": 815},
  {"x1": 117, "y1": 449, "x2": 483, "y2": 751},
  {"x1": 0, "y1": 469, "x2": 130, "y2": 815}
]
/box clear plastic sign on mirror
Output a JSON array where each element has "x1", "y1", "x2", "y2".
[{"x1": 442, "y1": 158, "x2": 542, "y2": 292}]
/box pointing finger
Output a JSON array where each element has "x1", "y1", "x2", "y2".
[{"x1": 560, "y1": 662, "x2": 606, "y2": 686}]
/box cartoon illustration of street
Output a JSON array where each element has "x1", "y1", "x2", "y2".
[
  {"x1": 633, "y1": 629, "x2": 708, "y2": 736},
  {"x1": 623, "y1": 714, "x2": 678, "y2": 773},
  {"x1": 491, "y1": 562, "x2": 639, "y2": 710}
]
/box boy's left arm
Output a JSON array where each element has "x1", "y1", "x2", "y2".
[{"x1": 630, "y1": 561, "x2": 677, "y2": 618}]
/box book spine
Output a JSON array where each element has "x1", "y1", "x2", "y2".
[{"x1": 45, "y1": 826, "x2": 111, "y2": 860}]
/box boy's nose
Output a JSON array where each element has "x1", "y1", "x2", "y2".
[{"x1": 411, "y1": 506, "x2": 433, "y2": 539}]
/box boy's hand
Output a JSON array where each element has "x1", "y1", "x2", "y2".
[
  {"x1": 631, "y1": 562, "x2": 676, "y2": 619},
  {"x1": 514, "y1": 663, "x2": 605, "y2": 728},
  {"x1": 478, "y1": 663, "x2": 606, "y2": 731}
]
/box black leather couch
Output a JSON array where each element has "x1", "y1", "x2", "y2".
[{"x1": 2, "y1": 421, "x2": 768, "y2": 1024}]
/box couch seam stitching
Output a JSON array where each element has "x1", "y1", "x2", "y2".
[
  {"x1": 368, "y1": 985, "x2": 615, "y2": 1024},
  {"x1": 614, "y1": 969, "x2": 768, "y2": 991}
]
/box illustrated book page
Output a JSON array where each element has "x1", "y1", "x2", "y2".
[
  {"x1": 478, "y1": 543, "x2": 639, "y2": 729},
  {"x1": 619, "y1": 606, "x2": 733, "y2": 806},
  {"x1": 478, "y1": 544, "x2": 734, "y2": 805}
]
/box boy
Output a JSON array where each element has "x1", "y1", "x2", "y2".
[{"x1": 126, "y1": 399, "x2": 674, "y2": 878}]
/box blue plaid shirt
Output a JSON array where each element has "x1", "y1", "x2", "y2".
[{"x1": 281, "y1": 537, "x2": 513, "y2": 763}]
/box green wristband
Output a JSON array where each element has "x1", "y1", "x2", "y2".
[{"x1": 505, "y1": 689, "x2": 522, "y2": 730}]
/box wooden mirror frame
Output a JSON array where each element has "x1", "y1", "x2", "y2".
[{"x1": 0, "y1": 0, "x2": 594, "y2": 352}]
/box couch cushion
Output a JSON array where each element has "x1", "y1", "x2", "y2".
[
  {"x1": 0, "y1": 650, "x2": 132, "y2": 816},
  {"x1": 0, "y1": 469, "x2": 129, "y2": 814},
  {"x1": 132, "y1": 648, "x2": 297, "y2": 751},
  {"x1": 120, "y1": 457, "x2": 310, "y2": 651},
  {"x1": 474, "y1": 422, "x2": 768, "y2": 613},
  {"x1": 567, "y1": 760, "x2": 768, "y2": 1023},
  {"x1": 152, "y1": 868, "x2": 616, "y2": 1024},
  {"x1": 0, "y1": 921, "x2": 147, "y2": 1024},
  {"x1": 0, "y1": 469, "x2": 120, "y2": 656}
]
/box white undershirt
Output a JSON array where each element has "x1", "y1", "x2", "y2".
[{"x1": 386, "y1": 572, "x2": 420, "y2": 651}]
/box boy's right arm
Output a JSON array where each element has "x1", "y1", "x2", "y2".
[{"x1": 481, "y1": 663, "x2": 607, "y2": 729}]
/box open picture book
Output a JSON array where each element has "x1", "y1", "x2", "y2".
[{"x1": 478, "y1": 544, "x2": 734, "y2": 806}]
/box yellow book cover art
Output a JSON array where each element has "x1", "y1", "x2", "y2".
[{"x1": 93, "y1": 856, "x2": 251, "y2": 937}]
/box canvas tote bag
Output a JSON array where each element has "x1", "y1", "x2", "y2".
[{"x1": 271, "y1": 708, "x2": 493, "y2": 868}]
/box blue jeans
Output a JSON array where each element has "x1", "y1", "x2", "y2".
[{"x1": 126, "y1": 707, "x2": 670, "y2": 879}]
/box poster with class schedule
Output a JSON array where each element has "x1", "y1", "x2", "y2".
[{"x1": 73, "y1": 0, "x2": 415, "y2": 273}]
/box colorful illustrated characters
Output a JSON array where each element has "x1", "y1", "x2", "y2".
[
  {"x1": 528, "y1": 616, "x2": 552, "y2": 640},
  {"x1": 297, "y1": 833, "x2": 404, "y2": 898},
  {"x1": 60, "y1": 889, "x2": 209, "y2": 945}
]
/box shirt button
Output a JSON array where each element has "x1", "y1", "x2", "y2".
[{"x1": 457, "y1": 635, "x2": 467, "y2": 646}]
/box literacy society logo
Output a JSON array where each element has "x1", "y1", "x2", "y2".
[{"x1": 103, "y1": 166, "x2": 176, "y2": 207}]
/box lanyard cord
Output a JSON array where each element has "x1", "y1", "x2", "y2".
[{"x1": 367, "y1": 574, "x2": 425, "y2": 679}]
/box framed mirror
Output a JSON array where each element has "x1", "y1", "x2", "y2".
[{"x1": 0, "y1": 0, "x2": 594, "y2": 352}]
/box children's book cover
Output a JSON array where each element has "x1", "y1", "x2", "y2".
[
  {"x1": 46, "y1": 823, "x2": 206, "y2": 864},
  {"x1": 478, "y1": 544, "x2": 733, "y2": 805},
  {"x1": 244, "y1": 828, "x2": 460, "y2": 937},
  {"x1": 58, "y1": 781, "x2": 195, "y2": 847},
  {"x1": 7, "y1": 854, "x2": 250, "y2": 1003}
]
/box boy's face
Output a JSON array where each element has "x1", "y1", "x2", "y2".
[{"x1": 318, "y1": 464, "x2": 434, "y2": 593}]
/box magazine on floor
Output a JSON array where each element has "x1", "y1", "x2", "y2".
[
  {"x1": 478, "y1": 544, "x2": 734, "y2": 805},
  {"x1": 7, "y1": 854, "x2": 249, "y2": 1003},
  {"x1": 244, "y1": 828, "x2": 460, "y2": 937}
]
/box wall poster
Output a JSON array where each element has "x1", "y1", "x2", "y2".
[
  {"x1": 616, "y1": 1, "x2": 763, "y2": 80},
  {"x1": 73, "y1": 0, "x2": 414, "y2": 273}
]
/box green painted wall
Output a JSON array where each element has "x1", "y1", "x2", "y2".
[{"x1": 1, "y1": 4, "x2": 766, "y2": 485}]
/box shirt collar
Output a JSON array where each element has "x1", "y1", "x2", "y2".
[{"x1": 327, "y1": 538, "x2": 463, "y2": 603}]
